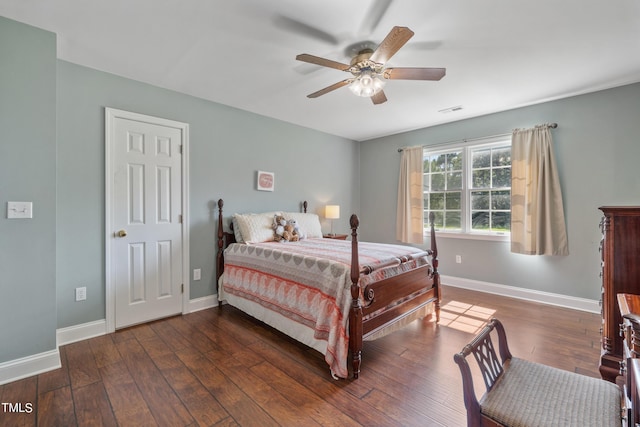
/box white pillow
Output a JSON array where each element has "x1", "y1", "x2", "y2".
[
  {"x1": 283, "y1": 212, "x2": 323, "y2": 239},
  {"x1": 231, "y1": 217, "x2": 244, "y2": 243},
  {"x1": 233, "y1": 212, "x2": 281, "y2": 243}
]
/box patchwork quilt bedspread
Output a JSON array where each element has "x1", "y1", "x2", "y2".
[{"x1": 220, "y1": 238, "x2": 431, "y2": 378}]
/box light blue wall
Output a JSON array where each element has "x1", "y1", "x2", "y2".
[
  {"x1": 56, "y1": 60, "x2": 359, "y2": 328},
  {"x1": 360, "y1": 83, "x2": 640, "y2": 300},
  {"x1": 0, "y1": 17, "x2": 57, "y2": 362}
]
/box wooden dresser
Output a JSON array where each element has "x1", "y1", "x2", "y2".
[
  {"x1": 599, "y1": 207, "x2": 640, "y2": 382},
  {"x1": 618, "y1": 293, "x2": 640, "y2": 425}
]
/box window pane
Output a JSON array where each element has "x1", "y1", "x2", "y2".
[
  {"x1": 472, "y1": 149, "x2": 490, "y2": 168},
  {"x1": 491, "y1": 190, "x2": 511, "y2": 210},
  {"x1": 431, "y1": 173, "x2": 445, "y2": 191},
  {"x1": 472, "y1": 169, "x2": 490, "y2": 188},
  {"x1": 445, "y1": 211, "x2": 461, "y2": 230},
  {"x1": 471, "y1": 211, "x2": 490, "y2": 230},
  {"x1": 432, "y1": 211, "x2": 444, "y2": 229},
  {"x1": 492, "y1": 212, "x2": 511, "y2": 232},
  {"x1": 434, "y1": 154, "x2": 446, "y2": 172},
  {"x1": 446, "y1": 192, "x2": 461, "y2": 209},
  {"x1": 423, "y1": 174, "x2": 429, "y2": 192},
  {"x1": 471, "y1": 191, "x2": 490, "y2": 210},
  {"x1": 430, "y1": 192, "x2": 444, "y2": 209},
  {"x1": 447, "y1": 171, "x2": 462, "y2": 189},
  {"x1": 447, "y1": 152, "x2": 463, "y2": 171},
  {"x1": 492, "y1": 147, "x2": 511, "y2": 167},
  {"x1": 423, "y1": 159, "x2": 430, "y2": 173},
  {"x1": 492, "y1": 167, "x2": 511, "y2": 188}
]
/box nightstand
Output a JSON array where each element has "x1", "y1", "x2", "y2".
[{"x1": 323, "y1": 234, "x2": 348, "y2": 240}]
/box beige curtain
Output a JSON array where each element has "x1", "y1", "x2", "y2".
[
  {"x1": 396, "y1": 146, "x2": 424, "y2": 244},
  {"x1": 511, "y1": 125, "x2": 568, "y2": 255}
]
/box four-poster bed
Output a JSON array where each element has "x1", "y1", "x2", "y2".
[{"x1": 215, "y1": 199, "x2": 441, "y2": 379}]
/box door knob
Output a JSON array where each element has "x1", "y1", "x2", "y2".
[{"x1": 117, "y1": 229, "x2": 127, "y2": 237}]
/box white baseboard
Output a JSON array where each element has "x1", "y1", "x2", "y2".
[
  {"x1": 57, "y1": 319, "x2": 108, "y2": 347},
  {"x1": 0, "y1": 349, "x2": 60, "y2": 386},
  {"x1": 0, "y1": 321, "x2": 106, "y2": 386},
  {"x1": 442, "y1": 275, "x2": 600, "y2": 313},
  {"x1": 1, "y1": 294, "x2": 219, "y2": 385},
  {"x1": 55, "y1": 295, "x2": 219, "y2": 348},
  {"x1": 187, "y1": 294, "x2": 218, "y2": 313}
]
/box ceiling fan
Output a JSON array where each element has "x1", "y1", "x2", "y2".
[{"x1": 295, "y1": 26, "x2": 446, "y2": 105}]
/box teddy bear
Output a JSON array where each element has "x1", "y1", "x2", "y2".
[
  {"x1": 287, "y1": 218, "x2": 304, "y2": 240},
  {"x1": 272, "y1": 214, "x2": 287, "y2": 242},
  {"x1": 282, "y1": 220, "x2": 300, "y2": 242}
]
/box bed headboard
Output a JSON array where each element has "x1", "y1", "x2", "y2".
[{"x1": 215, "y1": 199, "x2": 308, "y2": 284}]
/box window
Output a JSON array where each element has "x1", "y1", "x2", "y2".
[
  {"x1": 423, "y1": 150, "x2": 463, "y2": 231},
  {"x1": 423, "y1": 138, "x2": 511, "y2": 236}
]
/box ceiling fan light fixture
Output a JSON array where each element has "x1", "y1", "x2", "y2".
[
  {"x1": 296, "y1": 26, "x2": 445, "y2": 104},
  {"x1": 348, "y1": 70, "x2": 385, "y2": 97}
]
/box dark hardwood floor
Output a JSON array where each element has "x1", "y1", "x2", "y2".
[{"x1": 0, "y1": 285, "x2": 602, "y2": 427}]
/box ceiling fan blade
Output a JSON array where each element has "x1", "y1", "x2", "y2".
[
  {"x1": 307, "y1": 79, "x2": 351, "y2": 98},
  {"x1": 369, "y1": 26, "x2": 414, "y2": 64},
  {"x1": 383, "y1": 67, "x2": 446, "y2": 81},
  {"x1": 296, "y1": 54, "x2": 351, "y2": 71},
  {"x1": 358, "y1": 0, "x2": 393, "y2": 36},
  {"x1": 371, "y1": 90, "x2": 388, "y2": 105},
  {"x1": 274, "y1": 16, "x2": 340, "y2": 45}
]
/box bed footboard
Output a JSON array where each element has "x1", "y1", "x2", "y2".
[{"x1": 348, "y1": 212, "x2": 440, "y2": 378}]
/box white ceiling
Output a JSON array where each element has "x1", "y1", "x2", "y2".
[{"x1": 2, "y1": 0, "x2": 640, "y2": 141}]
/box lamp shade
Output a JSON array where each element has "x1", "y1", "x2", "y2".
[
  {"x1": 348, "y1": 71, "x2": 385, "y2": 97},
  {"x1": 325, "y1": 205, "x2": 340, "y2": 220}
]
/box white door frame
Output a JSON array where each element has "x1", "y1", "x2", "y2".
[{"x1": 104, "y1": 107, "x2": 190, "y2": 333}]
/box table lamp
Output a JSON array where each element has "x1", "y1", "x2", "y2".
[{"x1": 325, "y1": 205, "x2": 340, "y2": 236}]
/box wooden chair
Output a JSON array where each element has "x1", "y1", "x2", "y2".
[{"x1": 454, "y1": 318, "x2": 624, "y2": 427}]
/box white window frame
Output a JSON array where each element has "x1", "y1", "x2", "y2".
[{"x1": 423, "y1": 135, "x2": 512, "y2": 241}]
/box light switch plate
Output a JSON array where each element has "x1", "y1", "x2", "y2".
[{"x1": 7, "y1": 201, "x2": 33, "y2": 219}]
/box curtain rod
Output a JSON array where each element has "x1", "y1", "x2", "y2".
[{"x1": 397, "y1": 122, "x2": 558, "y2": 152}]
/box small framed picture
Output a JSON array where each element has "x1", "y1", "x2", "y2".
[{"x1": 256, "y1": 170, "x2": 275, "y2": 191}]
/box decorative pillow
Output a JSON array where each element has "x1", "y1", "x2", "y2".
[
  {"x1": 231, "y1": 217, "x2": 244, "y2": 243},
  {"x1": 283, "y1": 212, "x2": 323, "y2": 238},
  {"x1": 233, "y1": 212, "x2": 281, "y2": 243}
]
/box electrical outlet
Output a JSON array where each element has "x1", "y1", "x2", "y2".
[
  {"x1": 193, "y1": 268, "x2": 201, "y2": 281},
  {"x1": 456, "y1": 255, "x2": 462, "y2": 264},
  {"x1": 75, "y1": 287, "x2": 87, "y2": 301}
]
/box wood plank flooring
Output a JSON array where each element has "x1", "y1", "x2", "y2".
[{"x1": 0, "y1": 285, "x2": 602, "y2": 427}]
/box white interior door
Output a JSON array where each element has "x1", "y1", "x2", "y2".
[{"x1": 106, "y1": 109, "x2": 188, "y2": 329}]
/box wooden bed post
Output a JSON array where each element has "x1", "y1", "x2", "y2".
[
  {"x1": 429, "y1": 212, "x2": 441, "y2": 321},
  {"x1": 216, "y1": 199, "x2": 225, "y2": 308},
  {"x1": 349, "y1": 214, "x2": 363, "y2": 378}
]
